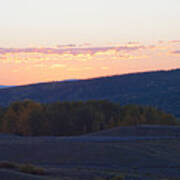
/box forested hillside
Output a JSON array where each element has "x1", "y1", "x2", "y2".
[
  {"x1": 0, "y1": 100, "x2": 177, "y2": 136},
  {"x1": 0, "y1": 69, "x2": 179, "y2": 117}
]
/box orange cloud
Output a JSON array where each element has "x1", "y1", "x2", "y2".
[
  {"x1": 1, "y1": 40, "x2": 180, "y2": 86},
  {"x1": 50, "y1": 64, "x2": 66, "y2": 68}
]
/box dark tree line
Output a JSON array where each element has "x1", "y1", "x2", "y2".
[{"x1": 0, "y1": 100, "x2": 177, "y2": 136}]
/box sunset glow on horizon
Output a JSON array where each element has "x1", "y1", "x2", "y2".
[{"x1": 0, "y1": 0, "x2": 180, "y2": 85}]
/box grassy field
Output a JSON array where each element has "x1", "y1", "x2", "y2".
[{"x1": 0, "y1": 126, "x2": 180, "y2": 180}]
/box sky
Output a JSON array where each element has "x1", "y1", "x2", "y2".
[{"x1": 0, "y1": 0, "x2": 180, "y2": 85}]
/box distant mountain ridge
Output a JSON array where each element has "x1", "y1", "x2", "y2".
[
  {"x1": 0, "y1": 69, "x2": 179, "y2": 117},
  {"x1": 0, "y1": 85, "x2": 7, "y2": 88},
  {"x1": 0, "y1": 85, "x2": 14, "y2": 89}
]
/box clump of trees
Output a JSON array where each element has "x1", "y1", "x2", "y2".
[{"x1": 0, "y1": 100, "x2": 177, "y2": 136}]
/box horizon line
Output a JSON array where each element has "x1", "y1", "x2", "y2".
[{"x1": 1, "y1": 68, "x2": 179, "y2": 87}]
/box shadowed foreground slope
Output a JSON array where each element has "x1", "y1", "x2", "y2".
[
  {"x1": 0, "y1": 126, "x2": 180, "y2": 179},
  {"x1": 0, "y1": 169, "x2": 46, "y2": 180},
  {"x1": 88, "y1": 125, "x2": 180, "y2": 137}
]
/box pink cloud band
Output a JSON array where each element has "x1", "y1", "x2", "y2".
[
  {"x1": 0, "y1": 46, "x2": 144, "y2": 56},
  {"x1": 171, "y1": 50, "x2": 180, "y2": 54}
]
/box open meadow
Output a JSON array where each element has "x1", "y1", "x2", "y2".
[{"x1": 0, "y1": 126, "x2": 180, "y2": 180}]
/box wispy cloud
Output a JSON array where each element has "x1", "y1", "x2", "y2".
[
  {"x1": 79, "y1": 43, "x2": 92, "y2": 47},
  {"x1": 50, "y1": 64, "x2": 66, "y2": 68},
  {"x1": 56, "y1": 44, "x2": 77, "y2": 48},
  {"x1": 0, "y1": 40, "x2": 179, "y2": 65},
  {"x1": 169, "y1": 40, "x2": 180, "y2": 44},
  {"x1": 1, "y1": 40, "x2": 180, "y2": 85},
  {"x1": 171, "y1": 50, "x2": 180, "y2": 55},
  {"x1": 0, "y1": 45, "x2": 144, "y2": 56}
]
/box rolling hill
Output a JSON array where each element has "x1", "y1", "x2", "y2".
[
  {"x1": 1, "y1": 126, "x2": 180, "y2": 179},
  {"x1": 87, "y1": 125, "x2": 180, "y2": 137},
  {"x1": 0, "y1": 69, "x2": 179, "y2": 117}
]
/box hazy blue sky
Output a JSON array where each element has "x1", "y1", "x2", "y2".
[{"x1": 0, "y1": 0, "x2": 180, "y2": 47}]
